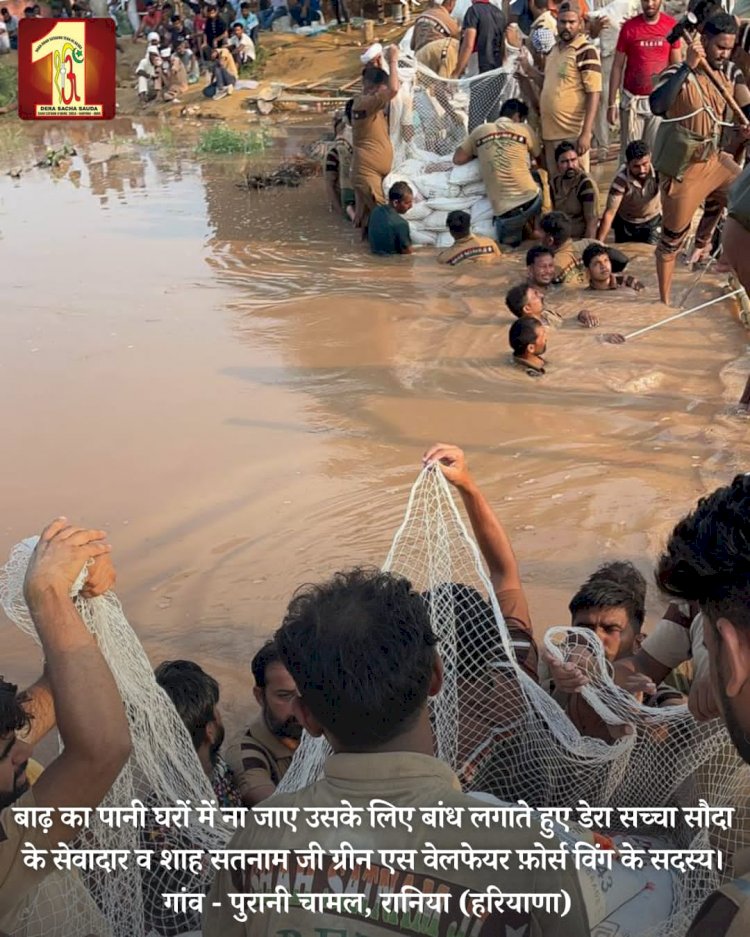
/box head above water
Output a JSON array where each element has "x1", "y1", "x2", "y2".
[
  {"x1": 526, "y1": 244, "x2": 556, "y2": 285},
  {"x1": 582, "y1": 243, "x2": 612, "y2": 284},
  {"x1": 539, "y1": 211, "x2": 572, "y2": 250},
  {"x1": 0, "y1": 678, "x2": 32, "y2": 811},
  {"x1": 251, "y1": 639, "x2": 302, "y2": 741},
  {"x1": 447, "y1": 209, "x2": 471, "y2": 239},
  {"x1": 499, "y1": 97, "x2": 529, "y2": 123},
  {"x1": 154, "y1": 660, "x2": 225, "y2": 774},
  {"x1": 701, "y1": 12, "x2": 738, "y2": 69},
  {"x1": 569, "y1": 562, "x2": 647, "y2": 661},
  {"x1": 275, "y1": 568, "x2": 441, "y2": 752},
  {"x1": 657, "y1": 475, "x2": 750, "y2": 765},
  {"x1": 506, "y1": 282, "x2": 545, "y2": 319},
  {"x1": 625, "y1": 140, "x2": 652, "y2": 181},
  {"x1": 509, "y1": 316, "x2": 547, "y2": 358},
  {"x1": 388, "y1": 181, "x2": 414, "y2": 214}
]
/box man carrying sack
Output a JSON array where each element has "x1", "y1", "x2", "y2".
[{"x1": 649, "y1": 12, "x2": 750, "y2": 305}]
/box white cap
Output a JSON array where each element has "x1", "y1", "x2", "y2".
[
  {"x1": 360, "y1": 42, "x2": 383, "y2": 65},
  {"x1": 160, "y1": 47, "x2": 171, "y2": 57},
  {"x1": 147, "y1": 30, "x2": 160, "y2": 42},
  {"x1": 146, "y1": 44, "x2": 159, "y2": 55}
]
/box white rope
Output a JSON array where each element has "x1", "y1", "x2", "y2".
[{"x1": 623, "y1": 288, "x2": 744, "y2": 341}]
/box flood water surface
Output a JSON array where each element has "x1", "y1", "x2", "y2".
[{"x1": 2, "y1": 123, "x2": 749, "y2": 729}]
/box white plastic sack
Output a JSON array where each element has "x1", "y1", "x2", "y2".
[
  {"x1": 404, "y1": 201, "x2": 433, "y2": 223},
  {"x1": 410, "y1": 226, "x2": 438, "y2": 246},
  {"x1": 472, "y1": 219, "x2": 496, "y2": 240},
  {"x1": 411, "y1": 171, "x2": 459, "y2": 200},
  {"x1": 462, "y1": 180, "x2": 487, "y2": 198},
  {"x1": 471, "y1": 197, "x2": 494, "y2": 223},
  {"x1": 427, "y1": 195, "x2": 481, "y2": 212},
  {"x1": 449, "y1": 161, "x2": 483, "y2": 186},
  {"x1": 383, "y1": 172, "x2": 424, "y2": 203},
  {"x1": 422, "y1": 210, "x2": 450, "y2": 232},
  {"x1": 436, "y1": 231, "x2": 454, "y2": 248}
]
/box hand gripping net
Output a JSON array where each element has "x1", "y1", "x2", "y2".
[
  {"x1": 280, "y1": 465, "x2": 750, "y2": 937},
  {"x1": 385, "y1": 54, "x2": 521, "y2": 248},
  {"x1": 0, "y1": 538, "x2": 232, "y2": 937}
]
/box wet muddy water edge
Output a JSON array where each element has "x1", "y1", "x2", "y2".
[{"x1": 1, "y1": 116, "x2": 749, "y2": 733}]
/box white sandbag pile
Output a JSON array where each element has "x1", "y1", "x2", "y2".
[{"x1": 383, "y1": 158, "x2": 493, "y2": 247}]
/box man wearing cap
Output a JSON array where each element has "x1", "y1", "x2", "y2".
[
  {"x1": 351, "y1": 44, "x2": 400, "y2": 233},
  {"x1": 136, "y1": 45, "x2": 162, "y2": 104},
  {"x1": 411, "y1": 0, "x2": 461, "y2": 77},
  {"x1": 360, "y1": 42, "x2": 387, "y2": 71}
]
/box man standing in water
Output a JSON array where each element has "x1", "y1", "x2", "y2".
[
  {"x1": 509, "y1": 316, "x2": 548, "y2": 375},
  {"x1": 351, "y1": 44, "x2": 400, "y2": 235},
  {"x1": 649, "y1": 13, "x2": 750, "y2": 304}
]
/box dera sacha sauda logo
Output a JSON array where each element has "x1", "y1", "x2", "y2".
[{"x1": 18, "y1": 18, "x2": 115, "y2": 120}]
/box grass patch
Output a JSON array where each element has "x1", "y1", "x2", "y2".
[
  {"x1": 133, "y1": 125, "x2": 177, "y2": 149},
  {"x1": 239, "y1": 45, "x2": 270, "y2": 81},
  {"x1": 0, "y1": 61, "x2": 16, "y2": 109},
  {"x1": 194, "y1": 126, "x2": 268, "y2": 155}
]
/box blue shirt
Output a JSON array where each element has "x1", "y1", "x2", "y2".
[{"x1": 234, "y1": 10, "x2": 259, "y2": 30}]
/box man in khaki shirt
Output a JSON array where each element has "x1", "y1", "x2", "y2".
[
  {"x1": 0, "y1": 520, "x2": 131, "y2": 930},
  {"x1": 204, "y1": 453, "x2": 589, "y2": 936},
  {"x1": 411, "y1": 0, "x2": 460, "y2": 77},
  {"x1": 539, "y1": 2, "x2": 601, "y2": 175},
  {"x1": 225, "y1": 640, "x2": 300, "y2": 806},
  {"x1": 453, "y1": 97, "x2": 543, "y2": 246},
  {"x1": 437, "y1": 210, "x2": 502, "y2": 265}
]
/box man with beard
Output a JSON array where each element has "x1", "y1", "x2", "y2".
[
  {"x1": 0, "y1": 520, "x2": 131, "y2": 928},
  {"x1": 608, "y1": 0, "x2": 682, "y2": 161},
  {"x1": 657, "y1": 474, "x2": 750, "y2": 932},
  {"x1": 154, "y1": 660, "x2": 241, "y2": 807},
  {"x1": 650, "y1": 14, "x2": 750, "y2": 304},
  {"x1": 597, "y1": 140, "x2": 662, "y2": 244},
  {"x1": 539, "y1": 2, "x2": 601, "y2": 176},
  {"x1": 226, "y1": 639, "x2": 301, "y2": 806},
  {"x1": 550, "y1": 141, "x2": 599, "y2": 238}
]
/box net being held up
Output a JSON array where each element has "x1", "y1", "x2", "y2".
[
  {"x1": 281, "y1": 464, "x2": 750, "y2": 937},
  {"x1": 385, "y1": 55, "x2": 520, "y2": 247}
]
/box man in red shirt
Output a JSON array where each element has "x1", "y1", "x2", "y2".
[{"x1": 607, "y1": 0, "x2": 682, "y2": 161}]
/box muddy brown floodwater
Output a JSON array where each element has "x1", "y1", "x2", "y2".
[{"x1": 1, "y1": 118, "x2": 749, "y2": 737}]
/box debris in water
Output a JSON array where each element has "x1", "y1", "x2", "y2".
[{"x1": 239, "y1": 156, "x2": 320, "y2": 190}]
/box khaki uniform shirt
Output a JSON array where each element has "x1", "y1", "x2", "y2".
[
  {"x1": 687, "y1": 849, "x2": 750, "y2": 936},
  {"x1": 225, "y1": 716, "x2": 297, "y2": 806},
  {"x1": 437, "y1": 233, "x2": 501, "y2": 265},
  {"x1": 351, "y1": 91, "x2": 393, "y2": 182},
  {"x1": 551, "y1": 169, "x2": 599, "y2": 240},
  {"x1": 457, "y1": 117, "x2": 541, "y2": 216},
  {"x1": 552, "y1": 237, "x2": 597, "y2": 286},
  {"x1": 605, "y1": 165, "x2": 661, "y2": 224},
  {"x1": 204, "y1": 751, "x2": 589, "y2": 937},
  {"x1": 412, "y1": 6, "x2": 459, "y2": 50},
  {"x1": 540, "y1": 35, "x2": 602, "y2": 140},
  {"x1": 656, "y1": 61, "x2": 745, "y2": 142}
]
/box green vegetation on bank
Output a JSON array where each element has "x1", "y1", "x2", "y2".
[{"x1": 194, "y1": 126, "x2": 268, "y2": 155}]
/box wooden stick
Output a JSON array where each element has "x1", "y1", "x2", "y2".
[{"x1": 698, "y1": 62, "x2": 749, "y2": 126}]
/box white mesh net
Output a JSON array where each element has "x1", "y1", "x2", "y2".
[
  {"x1": 280, "y1": 464, "x2": 750, "y2": 937},
  {"x1": 385, "y1": 53, "x2": 520, "y2": 247},
  {"x1": 0, "y1": 538, "x2": 231, "y2": 937}
]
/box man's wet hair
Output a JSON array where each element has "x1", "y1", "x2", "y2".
[
  {"x1": 506, "y1": 283, "x2": 531, "y2": 317},
  {"x1": 447, "y1": 210, "x2": 471, "y2": 238},
  {"x1": 389, "y1": 181, "x2": 413, "y2": 203},
  {"x1": 275, "y1": 568, "x2": 439, "y2": 748},
  {"x1": 500, "y1": 98, "x2": 529, "y2": 121},
  {"x1": 573, "y1": 561, "x2": 647, "y2": 631},
  {"x1": 0, "y1": 677, "x2": 30, "y2": 739},
  {"x1": 657, "y1": 474, "x2": 750, "y2": 632},
  {"x1": 362, "y1": 66, "x2": 388, "y2": 88},
  {"x1": 703, "y1": 10, "x2": 737, "y2": 37},
  {"x1": 154, "y1": 660, "x2": 219, "y2": 750},
  {"x1": 582, "y1": 242, "x2": 610, "y2": 269},
  {"x1": 540, "y1": 211, "x2": 572, "y2": 247},
  {"x1": 251, "y1": 639, "x2": 282, "y2": 689},
  {"x1": 526, "y1": 244, "x2": 554, "y2": 267},
  {"x1": 569, "y1": 577, "x2": 645, "y2": 634},
  {"x1": 554, "y1": 140, "x2": 578, "y2": 163},
  {"x1": 509, "y1": 316, "x2": 542, "y2": 355},
  {"x1": 626, "y1": 139, "x2": 650, "y2": 163}
]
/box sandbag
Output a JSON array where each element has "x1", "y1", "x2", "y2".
[
  {"x1": 471, "y1": 197, "x2": 493, "y2": 223},
  {"x1": 472, "y1": 219, "x2": 496, "y2": 240},
  {"x1": 449, "y1": 161, "x2": 483, "y2": 186},
  {"x1": 411, "y1": 171, "x2": 459, "y2": 200},
  {"x1": 410, "y1": 226, "x2": 438, "y2": 246},
  {"x1": 436, "y1": 231, "x2": 454, "y2": 248},
  {"x1": 428, "y1": 195, "x2": 481, "y2": 212},
  {"x1": 404, "y1": 201, "x2": 433, "y2": 222},
  {"x1": 422, "y1": 210, "x2": 450, "y2": 232},
  {"x1": 463, "y1": 180, "x2": 487, "y2": 198}
]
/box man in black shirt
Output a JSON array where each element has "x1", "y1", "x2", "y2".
[
  {"x1": 368, "y1": 181, "x2": 414, "y2": 255},
  {"x1": 203, "y1": 3, "x2": 228, "y2": 54},
  {"x1": 453, "y1": 0, "x2": 506, "y2": 77}
]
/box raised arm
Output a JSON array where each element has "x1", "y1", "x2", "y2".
[{"x1": 22, "y1": 519, "x2": 131, "y2": 845}]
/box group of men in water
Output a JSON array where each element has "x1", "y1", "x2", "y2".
[
  {"x1": 2, "y1": 445, "x2": 750, "y2": 935},
  {"x1": 323, "y1": 0, "x2": 750, "y2": 390}
]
